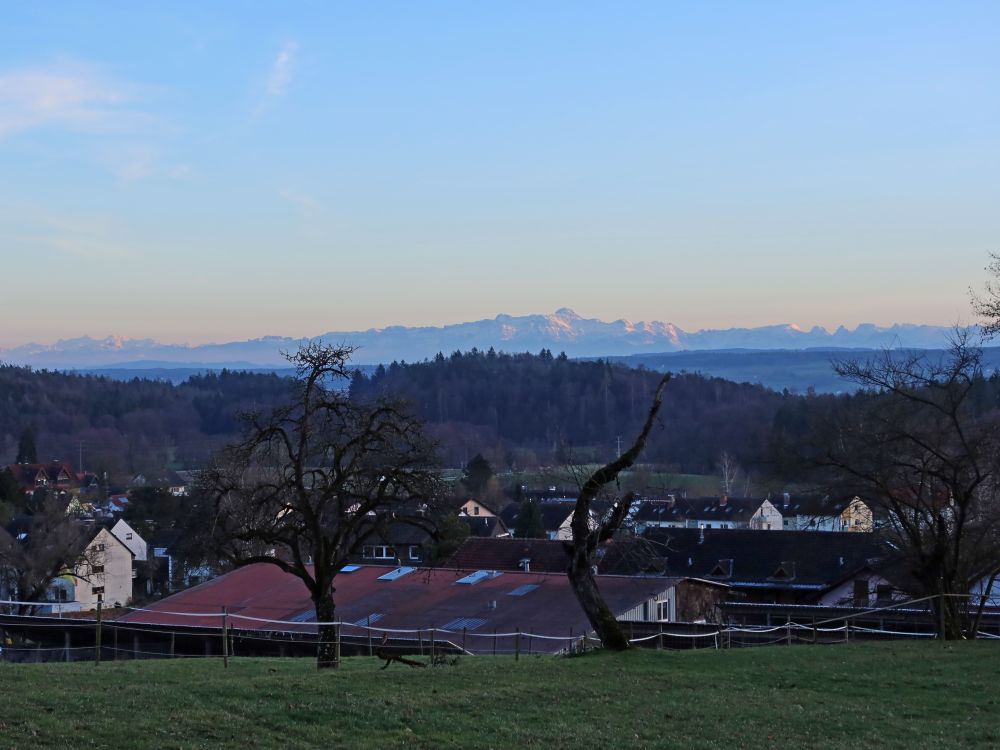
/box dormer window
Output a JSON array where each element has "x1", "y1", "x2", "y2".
[
  {"x1": 770, "y1": 561, "x2": 796, "y2": 580},
  {"x1": 708, "y1": 559, "x2": 733, "y2": 578}
]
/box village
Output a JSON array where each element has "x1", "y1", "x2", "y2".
[{"x1": 3, "y1": 456, "x2": 995, "y2": 662}]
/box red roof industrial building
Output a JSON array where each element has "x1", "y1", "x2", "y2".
[{"x1": 122, "y1": 563, "x2": 712, "y2": 654}]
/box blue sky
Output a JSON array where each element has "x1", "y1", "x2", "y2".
[{"x1": 2, "y1": 1, "x2": 998, "y2": 346}]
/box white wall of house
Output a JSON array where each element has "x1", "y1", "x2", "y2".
[
  {"x1": 72, "y1": 527, "x2": 134, "y2": 610},
  {"x1": 749, "y1": 499, "x2": 782, "y2": 530},
  {"x1": 111, "y1": 519, "x2": 147, "y2": 561},
  {"x1": 618, "y1": 586, "x2": 677, "y2": 622},
  {"x1": 459, "y1": 499, "x2": 494, "y2": 518},
  {"x1": 817, "y1": 573, "x2": 893, "y2": 607}
]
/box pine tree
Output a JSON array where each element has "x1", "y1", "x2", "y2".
[{"x1": 16, "y1": 428, "x2": 37, "y2": 464}]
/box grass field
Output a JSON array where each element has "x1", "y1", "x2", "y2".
[{"x1": 1, "y1": 643, "x2": 998, "y2": 749}]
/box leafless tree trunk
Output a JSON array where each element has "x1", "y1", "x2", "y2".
[
  {"x1": 204, "y1": 343, "x2": 441, "y2": 668},
  {"x1": 822, "y1": 333, "x2": 1000, "y2": 639},
  {"x1": 565, "y1": 373, "x2": 670, "y2": 651}
]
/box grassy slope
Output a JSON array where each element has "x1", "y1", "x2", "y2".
[{"x1": 1, "y1": 643, "x2": 998, "y2": 749}]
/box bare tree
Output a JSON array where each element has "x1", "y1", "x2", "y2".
[
  {"x1": 0, "y1": 494, "x2": 96, "y2": 615},
  {"x1": 203, "y1": 343, "x2": 441, "y2": 668},
  {"x1": 970, "y1": 251, "x2": 1000, "y2": 338},
  {"x1": 717, "y1": 450, "x2": 740, "y2": 496},
  {"x1": 824, "y1": 334, "x2": 1000, "y2": 638},
  {"x1": 565, "y1": 373, "x2": 670, "y2": 651}
]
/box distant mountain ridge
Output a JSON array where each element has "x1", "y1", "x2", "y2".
[{"x1": 0, "y1": 308, "x2": 966, "y2": 369}]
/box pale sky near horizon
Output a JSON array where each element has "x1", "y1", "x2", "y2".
[{"x1": 1, "y1": 1, "x2": 998, "y2": 347}]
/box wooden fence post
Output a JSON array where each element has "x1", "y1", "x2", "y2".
[
  {"x1": 462, "y1": 627, "x2": 467, "y2": 654},
  {"x1": 515, "y1": 628, "x2": 521, "y2": 661},
  {"x1": 786, "y1": 616, "x2": 792, "y2": 646},
  {"x1": 222, "y1": 606, "x2": 229, "y2": 668},
  {"x1": 492, "y1": 628, "x2": 497, "y2": 657},
  {"x1": 334, "y1": 623, "x2": 341, "y2": 668},
  {"x1": 94, "y1": 601, "x2": 102, "y2": 666},
  {"x1": 367, "y1": 615, "x2": 373, "y2": 657},
  {"x1": 430, "y1": 628, "x2": 436, "y2": 663}
]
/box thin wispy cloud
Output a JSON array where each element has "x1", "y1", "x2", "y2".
[
  {"x1": 0, "y1": 61, "x2": 145, "y2": 138},
  {"x1": 279, "y1": 187, "x2": 318, "y2": 212},
  {"x1": 267, "y1": 42, "x2": 298, "y2": 97},
  {"x1": 2, "y1": 206, "x2": 139, "y2": 261},
  {"x1": 254, "y1": 42, "x2": 298, "y2": 117}
]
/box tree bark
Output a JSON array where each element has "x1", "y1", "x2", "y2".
[
  {"x1": 567, "y1": 550, "x2": 630, "y2": 651},
  {"x1": 315, "y1": 591, "x2": 339, "y2": 669},
  {"x1": 565, "y1": 373, "x2": 670, "y2": 651}
]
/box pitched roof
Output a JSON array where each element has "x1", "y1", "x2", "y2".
[
  {"x1": 771, "y1": 494, "x2": 854, "y2": 517},
  {"x1": 5, "y1": 462, "x2": 79, "y2": 490},
  {"x1": 603, "y1": 527, "x2": 880, "y2": 591},
  {"x1": 446, "y1": 537, "x2": 569, "y2": 573},
  {"x1": 120, "y1": 562, "x2": 682, "y2": 653},
  {"x1": 499, "y1": 501, "x2": 576, "y2": 532},
  {"x1": 460, "y1": 516, "x2": 510, "y2": 538},
  {"x1": 634, "y1": 496, "x2": 767, "y2": 524}
]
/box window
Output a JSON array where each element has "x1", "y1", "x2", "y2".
[
  {"x1": 362, "y1": 545, "x2": 395, "y2": 560},
  {"x1": 125, "y1": 532, "x2": 133, "y2": 540},
  {"x1": 473, "y1": 505, "x2": 480, "y2": 516},
  {"x1": 408, "y1": 545, "x2": 421, "y2": 561},
  {"x1": 92, "y1": 565, "x2": 105, "y2": 574},
  {"x1": 92, "y1": 586, "x2": 104, "y2": 595},
  {"x1": 656, "y1": 600, "x2": 671, "y2": 621},
  {"x1": 96, "y1": 543, "x2": 106, "y2": 552}
]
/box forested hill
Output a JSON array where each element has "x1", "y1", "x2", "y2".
[
  {"x1": 348, "y1": 349, "x2": 791, "y2": 472},
  {"x1": 2, "y1": 351, "x2": 800, "y2": 483},
  {"x1": 0, "y1": 365, "x2": 292, "y2": 481}
]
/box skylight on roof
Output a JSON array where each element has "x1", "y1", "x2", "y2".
[
  {"x1": 289, "y1": 609, "x2": 316, "y2": 623},
  {"x1": 377, "y1": 566, "x2": 416, "y2": 581},
  {"x1": 340, "y1": 564, "x2": 363, "y2": 573},
  {"x1": 352, "y1": 613, "x2": 384, "y2": 626},
  {"x1": 440, "y1": 616, "x2": 488, "y2": 631},
  {"x1": 455, "y1": 570, "x2": 503, "y2": 585},
  {"x1": 507, "y1": 584, "x2": 539, "y2": 597}
]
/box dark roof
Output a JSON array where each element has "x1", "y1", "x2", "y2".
[
  {"x1": 499, "y1": 501, "x2": 576, "y2": 532},
  {"x1": 6, "y1": 462, "x2": 79, "y2": 490},
  {"x1": 447, "y1": 537, "x2": 569, "y2": 573},
  {"x1": 460, "y1": 516, "x2": 510, "y2": 538},
  {"x1": 603, "y1": 528, "x2": 880, "y2": 590},
  {"x1": 120, "y1": 562, "x2": 683, "y2": 653},
  {"x1": 771, "y1": 494, "x2": 854, "y2": 517},
  {"x1": 634, "y1": 496, "x2": 766, "y2": 524}
]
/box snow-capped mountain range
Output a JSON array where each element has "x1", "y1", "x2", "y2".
[{"x1": 1, "y1": 309, "x2": 967, "y2": 370}]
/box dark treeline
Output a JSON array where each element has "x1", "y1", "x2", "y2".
[
  {"x1": 0, "y1": 365, "x2": 292, "y2": 482},
  {"x1": 349, "y1": 348, "x2": 790, "y2": 472},
  {"x1": 12, "y1": 348, "x2": 956, "y2": 484}
]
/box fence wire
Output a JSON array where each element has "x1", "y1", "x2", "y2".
[{"x1": 1, "y1": 594, "x2": 998, "y2": 664}]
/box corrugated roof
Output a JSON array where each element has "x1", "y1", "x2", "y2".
[{"x1": 120, "y1": 563, "x2": 683, "y2": 653}]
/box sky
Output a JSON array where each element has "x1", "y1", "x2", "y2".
[{"x1": 1, "y1": 1, "x2": 999, "y2": 347}]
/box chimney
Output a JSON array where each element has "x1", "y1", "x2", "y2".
[
  {"x1": 720, "y1": 495, "x2": 728, "y2": 507},
  {"x1": 667, "y1": 494, "x2": 676, "y2": 508},
  {"x1": 783, "y1": 492, "x2": 791, "y2": 509},
  {"x1": 699, "y1": 527, "x2": 705, "y2": 544},
  {"x1": 519, "y1": 558, "x2": 531, "y2": 573}
]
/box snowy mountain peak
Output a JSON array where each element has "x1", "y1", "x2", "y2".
[{"x1": 0, "y1": 311, "x2": 966, "y2": 369}]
